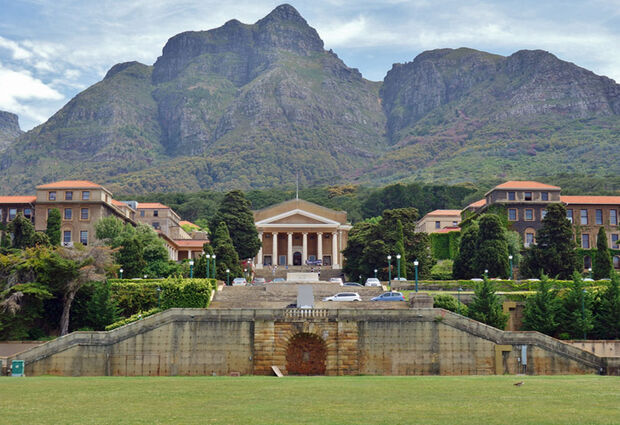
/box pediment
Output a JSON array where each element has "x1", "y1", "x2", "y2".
[
  {"x1": 271, "y1": 214, "x2": 327, "y2": 225},
  {"x1": 256, "y1": 209, "x2": 340, "y2": 226}
]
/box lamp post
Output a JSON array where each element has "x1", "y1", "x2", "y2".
[
  {"x1": 508, "y1": 255, "x2": 514, "y2": 280},
  {"x1": 226, "y1": 269, "x2": 230, "y2": 286},
  {"x1": 374, "y1": 269, "x2": 378, "y2": 279},
  {"x1": 588, "y1": 267, "x2": 592, "y2": 279},
  {"x1": 457, "y1": 287, "x2": 463, "y2": 315},
  {"x1": 157, "y1": 286, "x2": 161, "y2": 309},
  {"x1": 396, "y1": 254, "x2": 401, "y2": 281},
  {"x1": 244, "y1": 268, "x2": 248, "y2": 282},
  {"x1": 582, "y1": 289, "x2": 587, "y2": 339},
  {"x1": 143, "y1": 275, "x2": 147, "y2": 279},
  {"x1": 387, "y1": 255, "x2": 392, "y2": 289},
  {"x1": 212, "y1": 255, "x2": 216, "y2": 279},
  {"x1": 359, "y1": 274, "x2": 362, "y2": 285},
  {"x1": 414, "y1": 260, "x2": 419, "y2": 292},
  {"x1": 484, "y1": 269, "x2": 488, "y2": 279},
  {"x1": 189, "y1": 260, "x2": 194, "y2": 278},
  {"x1": 206, "y1": 254, "x2": 210, "y2": 278},
  {"x1": 119, "y1": 268, "x2": 123, "y2": 279}
]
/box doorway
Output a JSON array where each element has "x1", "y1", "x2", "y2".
[{"x1": 293, "y1": 251, "x2": 302, "y2": 266}]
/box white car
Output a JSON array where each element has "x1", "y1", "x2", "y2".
[
  {"x1": 330, "y1": 277, "x2": 344, "y2": 285},
  {"x1": 322, "y1": 292, "x2": 362, "y2": 302},
  {"x1": 365, "y1": 278, "x2": 381, "y2": 287},
  {"x1": 392, "y1": 277, "x2": 407, "y2": 281},
  {"x1": 232, "y1": 277, "x2": 247, "y2": 286}
]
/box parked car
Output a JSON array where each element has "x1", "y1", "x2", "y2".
[
  {"x1": 232, "y1": 277, "x2": 247, "y2": 286},
  {"x1": 343, "y1": 282, "x2": 363, "y2": 287},
  {"x1": 392, "y1": 277, "x2": 408, "y2": 281},
  {"x1": 371, "y1": 291, "x2": 406, "y2": 302},
  {"x1": 252, "y1": 277, "x2": 266, "y2": 285},
  {"x1": 329, "y1": 277, "x2": 344, "y2": 285},
  {"x1": 322, "y1": 292, "x2": 362, "y2": 302},
  {"x1": 365, "y1": 278, "x2": 381, "y2": 287},
  {"x1": 272, "y1": 278, "x2": 286, "y2": 283}
]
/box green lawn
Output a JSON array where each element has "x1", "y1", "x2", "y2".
[{"x1": 1, "y1": 376, "x2": 618, "y2": 424}]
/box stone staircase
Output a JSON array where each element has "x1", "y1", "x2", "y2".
[{"x1": 253, "y1": 267, "x2": 344, "y2": 281}]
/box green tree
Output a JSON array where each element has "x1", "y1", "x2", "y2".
[
  {"x1": 194, "y1": 242, "x2": 214, "y2": 278},
  {"x1": 593, "y1": 273, "x2": 620, "y2": 339},
  {"x1": 556, "y1": 273, "x2": 594, "y2": 339},
  {"x1": 433, "y1": 293, "x2": 468, "y2": 316},
  {"x1": 520, "y1": 203, "x2": 579, "y2": 279},
  {"x1": 593, "y1": 227, "x2": 612, "y2": 280},
  {"x1": 395, "y1": 219, "x2": 407, "y2": 279},
  {"x1": 522, "y1": 275, "x2": 559, "y2": 335},
  {"x1": 8, "y1": 213, "x2": 36, "y2": 249},
  {"x1": 468, "y1": 277, "x2": 508, "y2": 329},
  {"x1": 212, "y1": 190, "x2": 261, "y2": 260},
  {"x1": 212, "y1": 222, "x2": 242, "y2": 280},
  {"x1": 452, "y1": 222, "x2": 480, "y2": 279},
  {"x1": 475, "y1": 214, "x2": 510, "y2": 278},
  {"x1": 45, "y1": 208, "x2": 61, "y2": 246},
  {"x1": 116, "y1": 236, "x2": 146, "y2": 279}
]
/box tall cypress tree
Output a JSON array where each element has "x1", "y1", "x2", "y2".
[
  {"x1": 396, "y1": 219, "x2": 407, "y2": 279},
  {"x1": 212, "y1": 222, "x2": 243, "y2": 280},
  {"x1": 593, "y1": 273, "x2": 620, "y2": 339},
  {"x1": 8, "y1": 213, "x2": 36, "y2": 249},
  {"x1": 475, "y1": 214, "x2": 510, "y2": 278},
  {"x1": 211, "y1": 190, "x2": 261, "y2": 260},
  {"x1": 522, "y1": 275, "x2": 559, "y2": 335},
  {"x1": 468, "y1": 277, "x2": 508, "y2": 329},
  {"x1": 452, "y1": 222, "x2": 480, "y2": 279},
  {"x1": 46, "y1": 208, "x2": 61, "y2": 246},
  {"x1": 556, "y1": 273, "x2": 594, "y2": 339},
  {"x1": 194, "y1": 242, "x2": 214, "y2": 278},
  {"x1": 593, "y1": 227, "x2": 612, "y2": 280}
]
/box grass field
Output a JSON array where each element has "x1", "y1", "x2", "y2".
[{"x1": 1, "y1": 375, "x2": 618, "y2": 425}]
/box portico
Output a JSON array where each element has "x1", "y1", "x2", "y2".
[{"x1": 253, "y1": 199, "x2": 352, "y2": 269}]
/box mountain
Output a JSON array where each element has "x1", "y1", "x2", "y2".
[
  {"x1": 0, "y1": 4, "x2": 619, "y2": 195},
  {"x1": 0, "y1": 111, "x2": 22, "y2": 152}
]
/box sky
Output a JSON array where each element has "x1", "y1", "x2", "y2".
[{"x1": 1, "y1": 0, "x2": 619, "y2": 131}]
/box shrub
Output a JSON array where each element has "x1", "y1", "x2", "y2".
[
  {"x1": 430, "y1": 260, "x2": 453, "y2": 280},
  {"x1": 105, "y1": 308, "x2": 161, "y2": 331},
  {"x1": 433, "y1": 293, "x2": 468, "y2": 316}
]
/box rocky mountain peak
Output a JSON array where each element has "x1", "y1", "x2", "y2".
[
  {"x1": 0, "y1": 110, "x2": 22, "y2": 151},
  {"x1": 259, "y1": 4, "x2": 305, "y2": 24},
  {"x1": 104, "y1": 61, "x2": 146, "y2": 80}
]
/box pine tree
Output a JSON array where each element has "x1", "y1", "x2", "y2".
[
  {"x1": 8, "y1": 213, "x2": 36, "y2": 249},
  {"x1": 475, "y1": 214, "x2": 510, "y2": 278},
  {"x1": 468, "y1": 277, "x2": 508, "y2": 329},
  {"x1": 46, "y1": 208, "x2": 61, "y2": 246},
  {"x1": 194, "y1": 242, "x2": 214, "y2": 278},
  {"x1": 396, "y1": 219, "x2": 407, "y2": 279},
  {"x1": 212, "y1": 222, "x2": 243, "y2": 280},
  {"x1": 593, "y1": 273, "x2": 620, "y2": 339},
  {"x1": 211, "y1": 190, "x2": 261, "y2": 260},
  {"x1": 556, "y1": 272, "x2": 594, "y2": 339},
  {"x1": 593, "y1": 227, "x2": 612, "y2": 280},
  {"x1": 452, "y1": 222, "x2": 480, "y2": 279},
  {"x1": 116, "y1": 236, "x2": 146, "y2": 278},
  {"x1": 522, "y1": 275, "x2": 559, "y2": 335}
]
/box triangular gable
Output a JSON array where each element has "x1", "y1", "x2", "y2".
[{"x1": 256, "y1": 209, "x2": 340, "y2": 226}]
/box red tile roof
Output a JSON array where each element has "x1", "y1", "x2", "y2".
[
  {"x1": 436, "y1": 227, "x2": 461, "y2": 233},
  {"x1": 425, "y1": 209, "x2": 462, "y2": 217},
  {"x1": 0, "y1": 196, "x2": 36, "y2": 204},
  {"x1": 137, "y1": 202, "x2": 170, "y2": 209},
  {"x1": 173, "y1": 239, "x2": 208, "y2": 248},
  {"x1": 37, "y1": 180, "x2": 103, "y2": 189},
  {"x1": 561, "y1": 195, "x2": 620, "y2": 205},
  {"x1": 467, "y1": 199, "x2": 486, "y2": 209},
  {"x1": 111, "y1": 199, "x2": 126, "y2": 206},
  {"x1": 180, "y1": 220, "x2": 199, "y2": 228},
  {"x1": 494, "y1": 181, "x2": 560, "y2": 190}
]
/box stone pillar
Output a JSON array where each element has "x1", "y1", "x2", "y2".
[
  {"x1": 332, "y1": 231, "x2": 339, "y2": 268},
  {"x1": 272, "y1": 232, "x2": 278, "y2": 266},
  {"x1": 287, "y1": 232, "x2": 293, "y2": 266},
  {"x1": 317, "y1": 232, "x2": 323, "y2": 263},
  {"x1": 257, "y1": 232, "x2": 263, "y2": 269},
  {"x1": 302, "y1": 232, "x2": 308, "y2": 265}
]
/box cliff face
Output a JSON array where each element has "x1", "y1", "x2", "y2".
[
  {"x1": 0, "y1": 111, "x2": 22, "y2": 152},
  {"x1": 0, "y1": 5, "x2": 618, "y2": 195}
]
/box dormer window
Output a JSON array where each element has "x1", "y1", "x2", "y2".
[{"x1": 524, "y1": 192, "x2": 532, "y2": 201}]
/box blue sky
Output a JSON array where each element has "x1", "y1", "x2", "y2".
[{"x1": 1, "y1": 0, "x2": 619, "y2": 130}]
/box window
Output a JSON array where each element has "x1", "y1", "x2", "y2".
[
  {"x1": 584, "y1": 255, "x2": 592, "y2": 269},
  {"x1": 152, "y1": 222, "x2": 160, "y2": 230},
  {"x1": 0, "y1": 209, "x2": 3, "y2": 221},
  {"x1": 24, "y1": 208, "x2": 32, "y2": 218},
  {"x1": 9, "y1": 208, "x2": 17, "y2": 220},
  {"x1": 508, "y1": 209, "x2": 517, "y2": 221},
  {"x1": 541, "y1": 209, "x2": 547, "y2": 220},
  {"x1": 80, "y1": 230, "x2": 88, "y2": 246},
  {"x1": 524, "y1": 192, "x2": 532, "y2": 201},
  {"x1": 582, "y1": 234, "x2": 590, "y2": 249},
  {"x1": 580, "y1": 209, "x2": 588, "y2": 225},
  {"x1": 525, "y1": 233, "x2": 535, "y2": 247},
  {"x1": 153, "y1": 210, "x2": 159, "y2": 217},
  {"x1": 82, "y1": 191, "x2": 90, "y2": 200},
  {"x1": 80, "y1": 208, "x2": 89, "y2": 220},
  {"x1": 435, "y1": 221, "x2": 441, "y2": 229},
  {"x1": 611, "y1": 209, "x2": 618, "y2": 225},
  {"x1": 611, "y1": 234, "x2": 618, "y2": 248},
  {"x1": 65, "y1": 191, "x2": 73, "y2": 200},
  {"x1": 596, "y1": 209, "x2": 603, "y2": 225},
  {"x1": 525, "y1": 209, "x2": 534, "y2": 221},
  {"x1": 614, "y1": 256, "x2": 620, "y2": 269},
  {"x1": 567, "y1": 209, "x2": 573, "y2": 223},
  {"x1": 140, "y1": 210, "x2": 145, "y2": 217},
  {"x1": 63, "y1": 230, "x2": 71, "y2": 243},
  {"x1": 452, "y1": 221, "x2": 458, "y2": 226},
  {"x1": 541, "y1": 192, "x2": 549, "y2": 201},
  {"x1": 64, "y1": 208, "x2": 72, "y2": 220},
  {"x1": 49, "y1": 191, "x2": 56, "y2": 201},
  {"x1": 508, "y1": 191, "x2": 516, "y2": 201}
]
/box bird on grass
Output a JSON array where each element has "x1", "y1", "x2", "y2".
[{"x1": 513, "y1": 381, "x2": 524, "y2": 386}]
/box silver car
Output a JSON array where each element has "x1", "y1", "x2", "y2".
[
  {"x1": 232, "y1": 277, "x2": 247, "y2": 286},
  {"x1": 365, "y1": 278, "x2": 381, "y2": 287},
  {"x1": 322, "y1": 292, "x2": 362, "y2": 302}
]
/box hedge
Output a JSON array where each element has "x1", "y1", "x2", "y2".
[
  {"x1": 430, "y1": 231, "x2": 460, "y2": 260},
  {"x1": 392, "y1": 279, "x2": 607, "y2": 292},
  {"x1": 105, "y1": 308, "x2": 161, "y2": 331},
  {"x1": 109, "y1": 277, "x2": 217, "y2": 317}
]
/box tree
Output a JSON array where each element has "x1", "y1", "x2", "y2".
[
  {"x1": 116, "y1": 236, "x2": 146, "y2": 279},
  {"x1": 468, "y1": 277, "x2": 508, "y2": 329},
  {"x1": 475, "y1": 214, "x2": 510, "y2": 278},
  {"x1": 522, "y1": 275, "x2": 559, "y2": 335},
  {"x1": 593, "y1": 273, "x2": 620, "y2": 339},
  {"x1": 520, "y1": 203, "x2": 579, "y2": 279},
  {"x1": 46, "y1": 208, "x2": 61, "y2": 246},
  {"x1": 211, "y1": 190, "x2": 261, "y2": 260},
  {"x1": 593, "y1": 227, "x2": 612, "y2": 280},
  {"x1": 8, "y1": 213, "x2": 37, "y2": 249},
  {"x1": 211, "y1": 222, "x2": 243, "y2": 280},
  {"x1": 395, "y1": 219, "x2": 407, "y2": 279},
  {"x1": 556, "y1": 273, "x2": 594, "y2": 339},
  {"x1": 452, "y1": 222, "x2": 480, "y2": 279}
]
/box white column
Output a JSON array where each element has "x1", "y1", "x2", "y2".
[
  {"x1": 272, "y1": 232, "x2": 278, "y2": 266},
  {"x1": 317, "y1": 232, "x2": 323, "y2": 263},
  {"x1": 332, "y1": 231, "x2": 339, "y2": 268},
  {"x1": 302, "y1": 232, "x2": 308, "y2": 265},
  {"x1": 257, "y1": 232, "x2": 263, "y2": 269},
  {"x1": 287, "y1": 232, "x2": 293, "y2": 266}
]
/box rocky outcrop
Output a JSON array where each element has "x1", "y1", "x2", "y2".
[{"x1": 0, "y1": 111, "x2": 22, "y2": 151}]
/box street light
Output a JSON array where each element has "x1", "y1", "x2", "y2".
[
  {"x1": 359, "y1": 274, "x2": 362, "y2": 285},
  {"x1": 189, "y1": 260, "x2": 194, "y2": 278},
  {"x1": 396, "y1": 254, "x2": 401, "y2": 281},
  {"x1": 206, "y1": 254, "x2": 210, "y2": 278},
  {"x1": 244, "y1": 268, "x2": 248, "y2": 281},
  {"x1": 582, "y1": 289, "x2": 587, "y2": 339},
  {"x1": 508, "y1": 255, "x2": 514, "y2": 281},
  {"x1": 212, "y1": 255, "x2": 216, "y2": 279},
  {"x1": 387, "y1": 255, "x2": 392, "y2": 289},
  {"x1": 414, "y1": 260, "x2": 419, "y2": 292},
  {"x1": 457, "y1": 287, "x2": 463, "y2": 315},
  {"x1": 157, "y1": 286, "x2": 162, "y2": 308},
  {"x1": 588, "y1": 267, "x2": 592, "y2": 279},
  {"x1": 226, "y1": 269, "x2": 230, "y2": 286},
  {"x1": 143, "y1": 274, "x2": 147, "y2": 279},
  {"x1": 484, "y1": 269, "x2": 488, "y2": 279},
  {"x1": 374, "y1": 269, "x2": 378, "y2": 279},
  {"x1": 119, "y1": 268, "x2": 123, "y2": 279}
]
